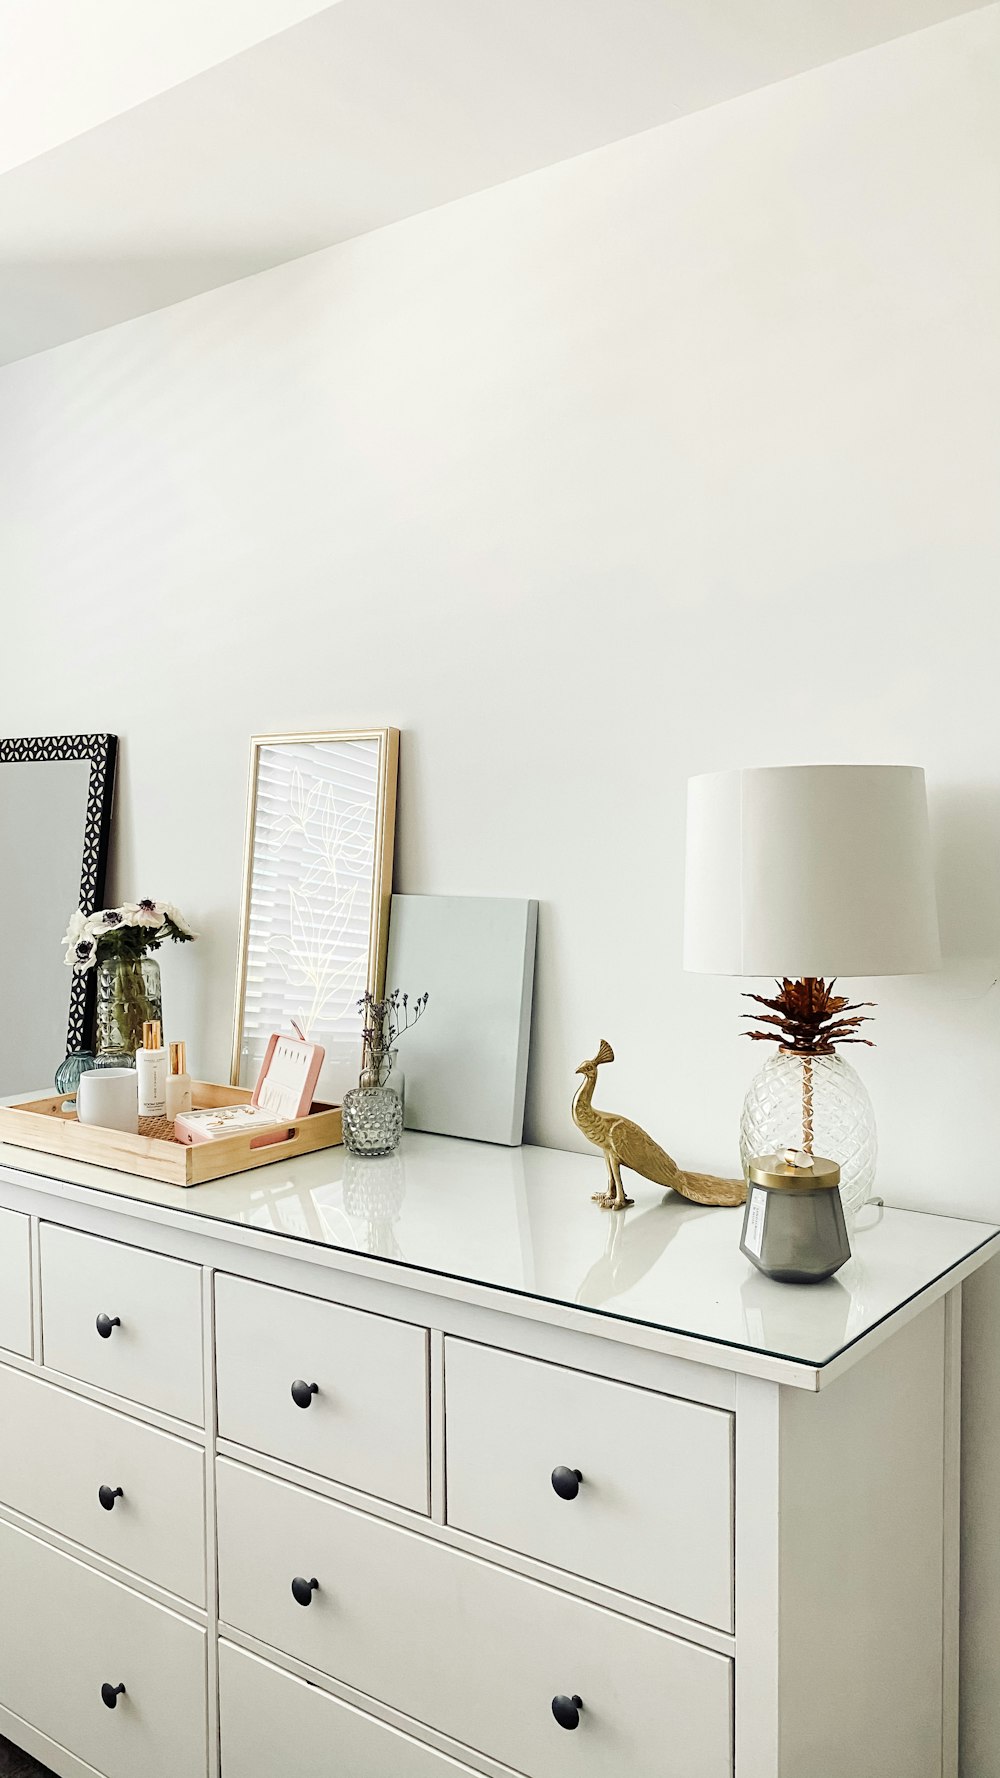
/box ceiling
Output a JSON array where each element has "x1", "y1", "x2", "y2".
[
  {"x1": 0, "y1": 0, "x2": 336, "y2": 175},
  {"x1": 0, "y1": 0, "x2": 991, "y2": 365}
]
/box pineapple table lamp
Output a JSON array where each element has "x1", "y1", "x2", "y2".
[{"x1": 683, "y1": 765, "x2": 940, "y2": 1218}]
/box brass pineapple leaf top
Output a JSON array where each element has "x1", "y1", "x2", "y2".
[{"x1": 742, "y1": 976, "x2": 875, "y2": 1055}]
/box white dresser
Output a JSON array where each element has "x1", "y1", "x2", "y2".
[{"x1": 0, "y1": 1131, "x2": 994, "y2": 1778}]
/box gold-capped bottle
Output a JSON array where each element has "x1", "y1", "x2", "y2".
[
  {"x1": 166, "y1": 1040, "x2": 193, "y2": 1119},
  {"x1": 136, "y1": 1019, "x2": 167, "y2": 1118}
]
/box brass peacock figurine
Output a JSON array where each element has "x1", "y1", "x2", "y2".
[{"x1": 572, "y1": 1041, "x2": 746, "y2": 1211}]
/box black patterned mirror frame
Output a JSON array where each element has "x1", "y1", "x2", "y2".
[{"x1": 0, "y1": 734, "x2": 118, "y2": 1056}]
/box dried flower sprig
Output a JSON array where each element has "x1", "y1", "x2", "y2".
[
  {"x1": 742, "y1": 977, "x2": 875, "y2": 1056},
  {"x1": 358, "y1": 988, "x2": 429, "y2": 1088}
]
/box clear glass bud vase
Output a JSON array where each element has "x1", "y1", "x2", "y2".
[
  {"x1": 96, "y1": 956, "x2": 162, "y2": 1063},
  {"x1": 342, "y1": 1049, "x2": 404, "y2": 1157},
  {"x1": 740, "y1": 1050, "x2": 877, "y2": 1221},
  {"x1": 342, "y1": 1083, "x2": 403, "y2": 1157}
]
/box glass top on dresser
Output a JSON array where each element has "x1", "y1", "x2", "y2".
[{"x1": 1, "y1": 1128, "x2": 995, "y2": 1372}]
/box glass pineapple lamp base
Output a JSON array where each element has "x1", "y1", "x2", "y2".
[{"x1": 740, "y1": 1050, "x2": 877, "y2": 1222}]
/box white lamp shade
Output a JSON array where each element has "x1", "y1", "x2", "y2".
[{"x1": 683, "y1": 765, "x2": 941, "y2": 978}]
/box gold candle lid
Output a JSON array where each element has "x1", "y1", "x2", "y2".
[
  {"x1": 142, "y1": 1019, "x2": 162, "y2": 1050},
  {"x1": 169, "y1": 1040, "x2": 187, "y2": 1076},
  {"x1": 747, "y1": 1148, "x2": 841, "y2": 1191}
]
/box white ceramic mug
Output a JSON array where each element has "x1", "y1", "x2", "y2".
[{"x1": 76, "y1": 1068, "x2": 139, "y2": 1134}]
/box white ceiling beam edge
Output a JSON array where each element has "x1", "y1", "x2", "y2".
[
  {"x1": 0, "y1": 0, "x2": 340, "y2": 175},
  {"x1": 0, "y1": 0, "x2": 991, "y2": 365}
]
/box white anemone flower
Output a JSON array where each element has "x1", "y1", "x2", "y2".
[
  {"x1": 62, "y1": 908, "x2": 89, "y2": 948},
  {"x1": 124, "y1": 899, "x2": 168, "y2": 929},
  {"x1": 164, "y1": 903, "x2": 198, "y2": 940},
  {"x1": 90, "y1": 906, "x2": 129, "y2": 932},
  {"x1": 66, "y1": 935, "x2": 98, "y2": 973}
]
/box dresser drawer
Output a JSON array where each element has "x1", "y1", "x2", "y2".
[
  {"x1": 445, "y1": 1339, "x2": 733, "y2": 1630},
  {"x1": 215, "y1": 1273, "x2": 429, "y2": 1511},
  {"x1": 0, "y1": 1361, "x2": 205, "y2": 1604},
  {"x1": 0, "y1": 1207, "x2": 32, "y2": 1358},
  {"x1": 220, "y1": 1641, "x2": 485, "y2": 1777},
  {"x1": 0, "y1": 1515, "x2": 207, "y2": 1778},
  {"x1": 217, "y1": 1460, "x2": 732, "y2": 1778},
  {"x1": 40, "y1": 1223, "x2": 204, "y2": 1424}
]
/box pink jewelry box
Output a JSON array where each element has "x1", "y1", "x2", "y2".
[
  {"x1": 173, "y1": 1104, "x2": 286, "y2": 1146},
  {"x1": 248, "y1": 1032, "x2": 326, "y2": 1148},
  {"x1": 174, "y1": 1034, "x2": 325, "y2": 1148},
  {"x1": 251, "y1": 1033, "x2": 325, "y2": 1116}
]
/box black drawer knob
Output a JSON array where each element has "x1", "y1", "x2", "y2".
[
  {"x1": 98, "y1": 1485, "x2": 124, "y2": 1512},
  {"x1": 95, "y1": 1314, "x2": 121, "y2": 1340},
  {"x1": 551, "y1": 1466, "x2": 583, "y2": 1501},
  {"x1": 290, "y1": 1379, "x2": 319, "y2": 1409},
  {"x1": 291, "y1": 1575, "x2": 319, "y2": 1607},
  {"x1": 552, "y1": 1694, "x2": 583, "y2": 1731},
  {"x1": 101, "y1": 1683, "x2": 126, "y2": 1710}
]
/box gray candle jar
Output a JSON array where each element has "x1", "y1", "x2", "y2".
[{"x1": 740, "y1": 1150, "x2": 851, "y2": 1284}]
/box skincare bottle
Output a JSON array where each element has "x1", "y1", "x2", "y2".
[
  {"x1": 166, "y1": 1040, "x2": 193, "y2": 1118},
  {"x1": 136, "y1": 1020, "x2": 167, "y2": 1118}
]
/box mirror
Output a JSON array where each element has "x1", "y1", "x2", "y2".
[
  {"x1": 232, "y1": 730, "x2": 399, "y2": 1106},
  {"x1": 0, "y1": 735, "x2": 117, "y2": 1096}
]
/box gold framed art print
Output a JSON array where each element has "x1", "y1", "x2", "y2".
[{"x1": 231, "y1": 729, "x2": 399, "y2": 1106}]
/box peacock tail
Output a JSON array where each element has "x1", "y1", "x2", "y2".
[{"x1": 673, "y1": 1169, "x2": 746, "y2": 1208}]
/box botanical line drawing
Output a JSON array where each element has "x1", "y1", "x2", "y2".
[{"x1": 250, "y1": 756, "x2": 376, "y2": 1041}]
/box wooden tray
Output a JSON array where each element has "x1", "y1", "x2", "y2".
[{"x1": 0, "y1": 1080, "x2": 343, "y2": 1187}]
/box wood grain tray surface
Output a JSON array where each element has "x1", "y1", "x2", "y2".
[{"x1": 0, "y1": 1081, "x2": 342, "y2": 1187}]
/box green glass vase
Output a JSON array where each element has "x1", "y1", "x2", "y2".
[{"x1": 95, "y1": 956, "x2": 162, "y2": 1063}]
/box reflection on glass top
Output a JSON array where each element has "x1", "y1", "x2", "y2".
[{"x1": 2, "y1": 1132, "x2": 996, "y2": 1368}]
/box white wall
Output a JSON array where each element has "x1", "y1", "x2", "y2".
[{"x1": 1, "y1": 7, "x2": 999, "y2": 1764}]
